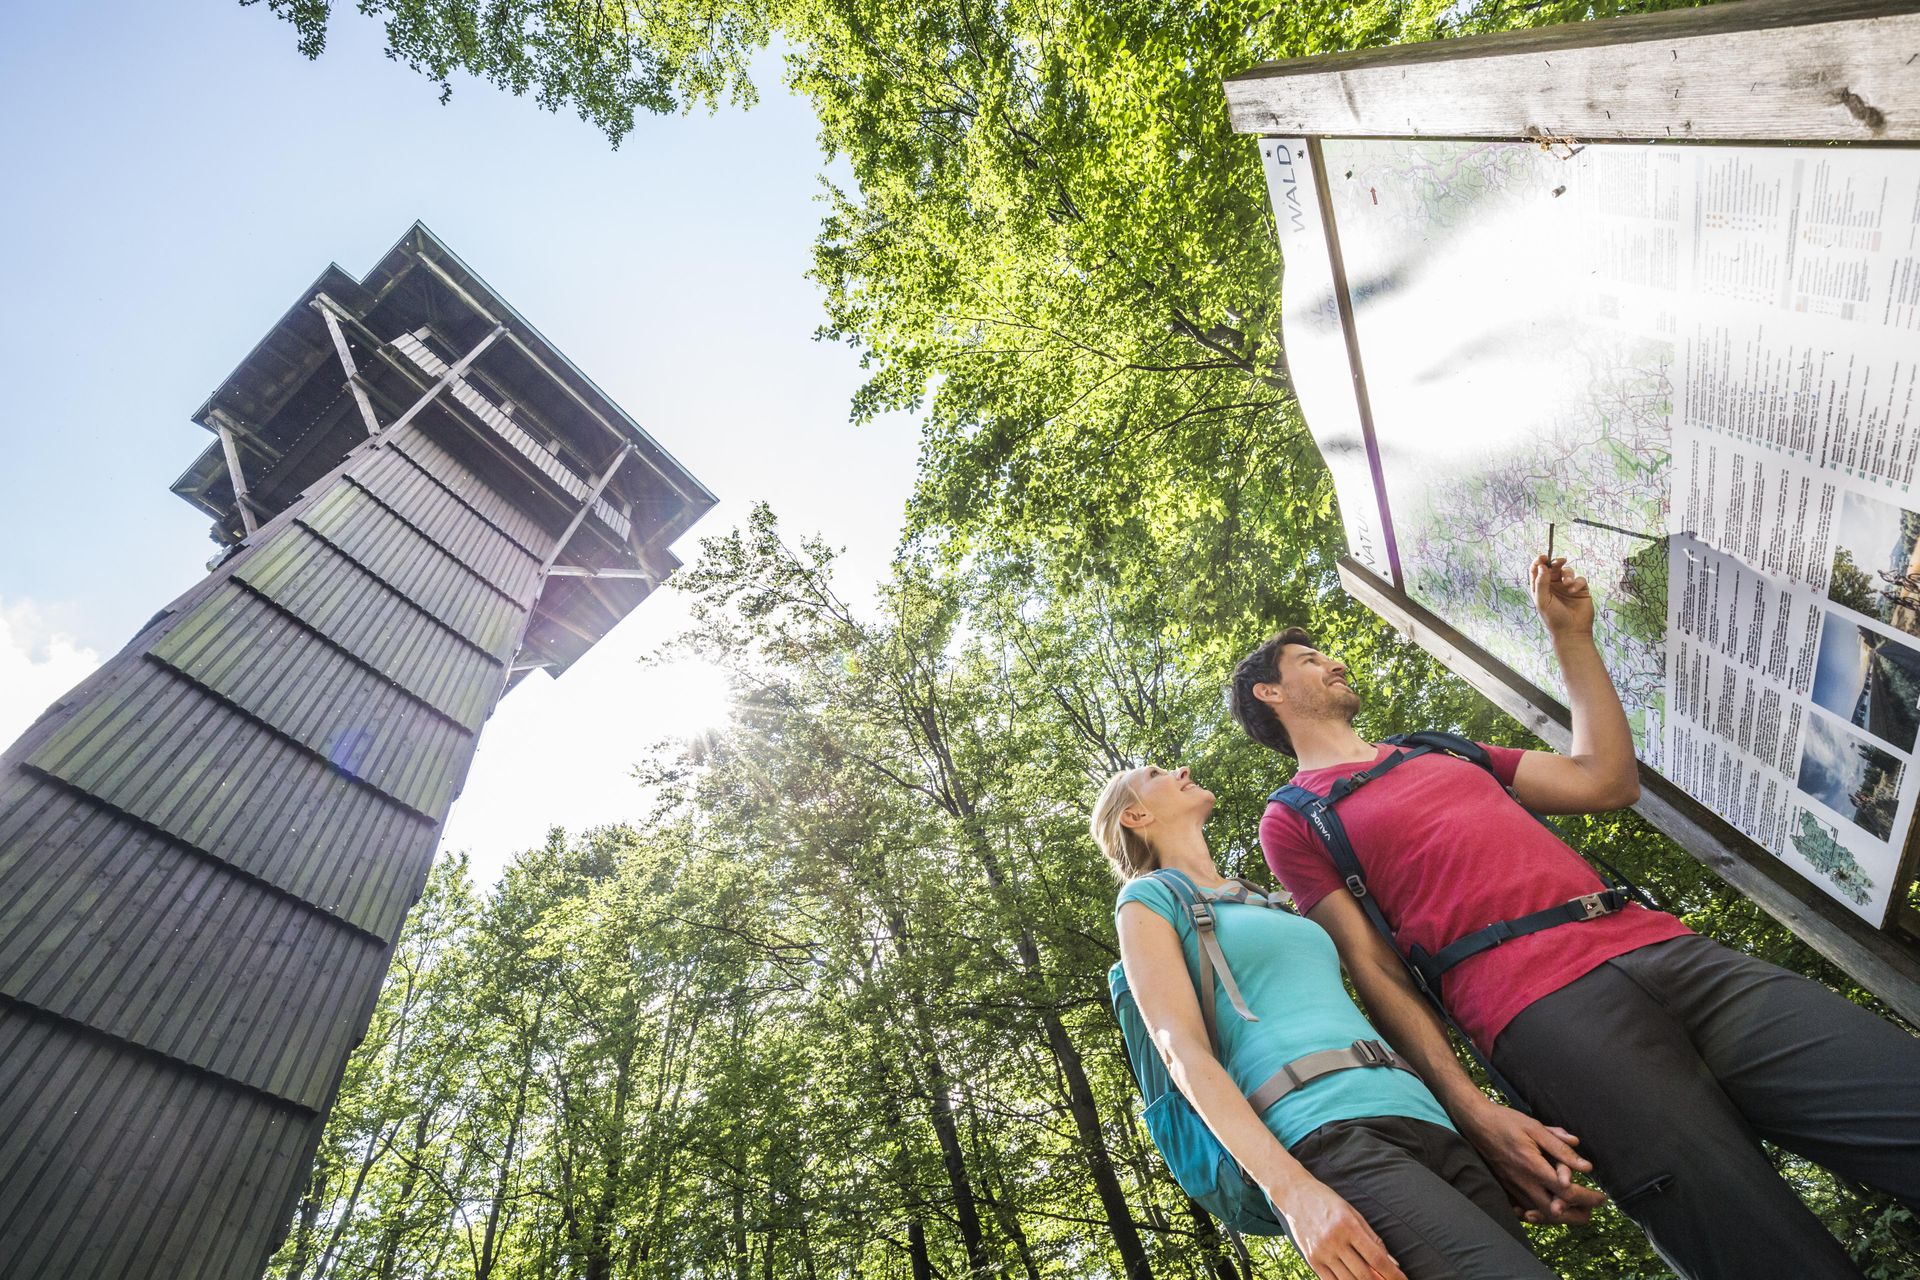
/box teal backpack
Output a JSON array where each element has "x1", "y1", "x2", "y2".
[
  {"x1": 1108, "y1": 869, "x2": 1418, "y2": 1241},
  {"x1": 1108, "y1": 869, "x2": 1289, "y2": 1237}
]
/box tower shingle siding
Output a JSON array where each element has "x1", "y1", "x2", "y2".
[{"x1": 0, "y1": 223, "x2": 713, "y2": 1280}]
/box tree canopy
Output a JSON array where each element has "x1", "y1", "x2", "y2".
[
  {"x1": 267, "y1": 514, "x2": 1918, "y2": 1279},
  {"x1": 253, "y1": 0, "x2": 1920, "y2": 1275}
]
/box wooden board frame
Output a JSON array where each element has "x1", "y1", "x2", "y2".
[
  {"x1": 1225, "y1": 0, "x2": 1920, "y2": 142},
  {"x1": 1231, "y1": 1, "x2": 1920, "y2": 1017}
]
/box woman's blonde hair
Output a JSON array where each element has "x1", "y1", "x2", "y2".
[{"x1": 1090, "y1": 767, "x2": 1158, "y2": 881}]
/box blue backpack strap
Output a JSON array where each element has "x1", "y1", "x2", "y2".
[{"x1": 1147, "y1": 870, "x2": 1261, "y2": 1052}]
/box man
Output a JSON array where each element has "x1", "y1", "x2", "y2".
[{"x1": 1228, "y1": 554, "x2": 1920, "y2": 1280}]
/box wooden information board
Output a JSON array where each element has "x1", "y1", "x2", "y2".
[{"x1": 1227, "y1": 0, "x2": 1920, "y2": 1020}]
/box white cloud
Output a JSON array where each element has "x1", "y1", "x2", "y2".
[{"x1": 0, "y1": 598, "x2": 101, "y2": 751}]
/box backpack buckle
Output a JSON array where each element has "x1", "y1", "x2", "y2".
[
  {"x1": 1345, "y1": 875, "x2": 1368, "y2": 899},
  {"x1": 1572, "y1": 892, "x2": 1613, "y2": 920},
  {"x1": 1191, "y1": 902, "x2": 1217, "y2": 930},
  {"x1": 1351, "y1": 1039, "x2": 1390, "y2": 1067}
]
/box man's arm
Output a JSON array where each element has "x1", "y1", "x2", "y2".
[
  {"x1": 1305, "y1": 890, "x2": 1605, "y2": 1224},
  {"x1": 1509, "y1": 555, "x2": 1641, "y2": 815}
]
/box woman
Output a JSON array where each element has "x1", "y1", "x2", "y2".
[{"x1": 1096, "y1": 763, "x2": 1559, "y2": 1280}]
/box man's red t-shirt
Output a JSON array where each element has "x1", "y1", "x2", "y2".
[{"x1": 1260, "y1": 742, "x2": 1690, "y2": 1053}]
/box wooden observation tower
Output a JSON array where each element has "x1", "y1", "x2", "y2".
[{"x1": 0, "y1": 223, "x2": 715, "y2": 1280}]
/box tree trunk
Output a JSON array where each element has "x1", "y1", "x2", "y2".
[
  {"x1": 918, "y1": 1036, "x2": 992, "y2": 1277},
  {"x1": 281, "y1": 1160, "x2": 330, "y2": 1280},
  {"x1": 909, "y1": 1220, "x2": 935, "y2": 1280},
  {"x1": 1184, "y1": 1195, "x2": 1245, "y2": 1280},
  {"x1": 478, "y1": 1002, "x2": 543, "y2": 1280},
  {"x1": 634, "y1": 995, "x2": 703, "y2": 1271},
  {"x1": 313, "y1": 1120, "x2": 398, "y2": 1280},
  {"x1": 960, "y1": 812, "x2": 1152, "y2": 1280},
  {"x1": 897, "y1": 679, "x2": 1155, "y2": 1280},
  {"x1": 1034, "y1": 994, "x2": 1154, "y2": 1278},
  {"x1": 974, "y1": 1115, "x2": 1042, "y2": 1280},
  {"x1": 581, "y1": 1039, "x2": 637, "y2": 1280},
  {"x1": 729, "y1": 1000, "x2": 754, "y2": 1280},
  {"x1": 884, "y1": 907, "x2": 992, "y2": 1278},
  {"x1": 372, "y1": 1111, "x2": 432, "y2": 1280},
  {"x1": 797, "y1": 1205, "x2": 819, "y2": 1280},
  {"x1": 732, "y1": 1180, "x2": 751, "y2": 1280}
]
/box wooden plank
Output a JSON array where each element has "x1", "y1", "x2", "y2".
[
  {"x1": 309, "y1": 294, "x2": 384, "y2": 439},
  {"x1": 380, "y1": 323, "x2": 505, "y2": 442},
  {"x1": 542, "y1": 445, "x2": 633, "y2": 573},
  {"x1": 389, "y1": 335, "x2": 634, "y2": 539},
  {"x1": 1306, "y1": 137, "x2": 1401, "y2": 588},
  {"x1": 209, "y1": 414, "x2": 257, "y2": 536},
  {"x1": 545, "y1": 565, "x2": 656, "y2": 580},
  {"x1": 1225, "y1": 0, "x2": 1920, "y2": 141},
  {"x1": 410, "y1": 250, "x2": 712, "y2": 512},
  {"x1": 1337, "y1": 554, "x2": 1920, "y2": 1024}
]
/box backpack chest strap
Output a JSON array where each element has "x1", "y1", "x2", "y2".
[
  {"x1": 1246, "y1": 1038, "x2": 1418, "y2": 1115},
  {"x1": 1411, "y1": 888, "x2": 1632, "y2": 989}
]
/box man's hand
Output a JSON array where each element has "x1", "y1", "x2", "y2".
[
  {"x1": 1531, "y1": 554, "x2": 1594, "y2": 640},
  {"x1": 1461, "y1": 1102, "x2": 1608, "y2": 1226},
  {"x1": 1270, "y1": 1178, "x2": 1408, "y2": 1280}
]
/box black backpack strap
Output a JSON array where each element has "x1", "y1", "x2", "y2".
[
  {"x1": 1271, "y1": 733, "x2": 1666, "y2": 1109},
  {"x1": 1424, "y1": 888, "x2": 1633, "y2": 978},
  {"x1": 1388, "y1": 730, "x2": 1490, "y2": 769},
  {"x1": 1270, "y1": 782, "x2": 1403, "y2": 964},
  {"x1": 1322, "y1": 743, "x2": 1435, "y2": 803},
  {"x1": 1270, "y1": 772, "x2": 1530, "y2": 1109}
]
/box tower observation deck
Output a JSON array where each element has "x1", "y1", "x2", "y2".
[{"x1": 0, "y1": 223, "x2": 715, "y2": 1280}]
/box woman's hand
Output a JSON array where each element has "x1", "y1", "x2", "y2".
[
  {"x1": 1270, "y1": 1178, "x2": 1407, "y2": 1280},
  {"x1": 1461, "y1": 1101, "x2": 1607, "y2": 1226}
]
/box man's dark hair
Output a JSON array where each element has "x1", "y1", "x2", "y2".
[{"x1": 1228, "y1": 627, "x2": 1317, "y2": 757}]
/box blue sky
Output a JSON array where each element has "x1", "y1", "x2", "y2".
[{"x1": 0, "y1": 3, "x2": 922, "y2": 881}]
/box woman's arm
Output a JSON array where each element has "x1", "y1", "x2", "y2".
[{"x1": 1119, "y1": 901, "x2": 1407, "y2": 1280}]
